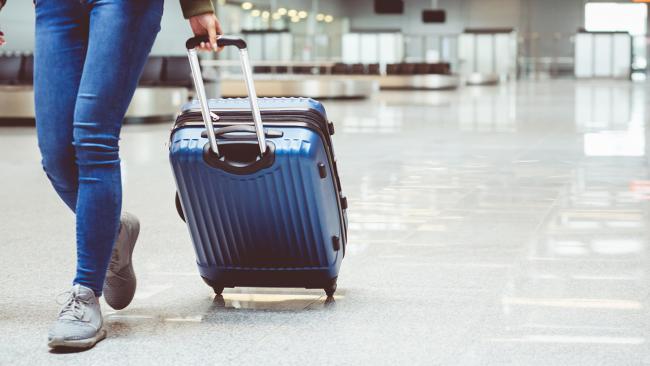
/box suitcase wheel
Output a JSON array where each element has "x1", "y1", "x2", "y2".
[
  {"x1": 324, "y1": 279, "x2": 337, "y2": 297},
  {"x1": 175, "y1": 192, "x2": 185, "y2": 222},
  {"x1": 201, "y1": 276, "x2": 224, "y2": 295}
]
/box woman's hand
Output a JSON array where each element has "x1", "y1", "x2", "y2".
[
  {"x1": 189, "y1": 13, "x2": 223, "y2": 52},
  {"x1": 0, "y1": 31, "x2": 6, "y2": 46}
]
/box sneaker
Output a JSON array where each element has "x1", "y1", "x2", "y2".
[
  {"x1": 48, "y1": 284, "x2": 106, "y2": 349},
  {"x1": 103, "y1": 212, "x2": 140, "y2": 310}
]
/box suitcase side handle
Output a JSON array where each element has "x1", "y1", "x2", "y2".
[
  {"x1": 200, "y1": 125, "x2": 284, "y2": 139},
  {"x1": 186, "y1": 35, "x2": 267, "y2": 158}
]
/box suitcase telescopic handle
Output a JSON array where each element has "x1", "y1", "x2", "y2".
[
  {"x1": 185, "y1": 35, "x2": 267, "y2": 157},
  {"x1": 186, "y1": 36, "x2": 247, "y2": 50}
]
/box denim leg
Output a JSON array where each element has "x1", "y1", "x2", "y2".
[
  {"x1": 34, "y1": 0, "x2": 88, "y2": 212},
  {"x1": 72, "y1": 0, "x2": 163, "y2": 294}
]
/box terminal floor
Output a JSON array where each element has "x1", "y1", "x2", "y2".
[{"x1": 1, "y1": 80, "x2": 649, "y2": 365}]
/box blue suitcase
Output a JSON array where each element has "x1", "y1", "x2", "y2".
[{"x1": 169, "y1": 36, "x2": 347, "y2": 296}]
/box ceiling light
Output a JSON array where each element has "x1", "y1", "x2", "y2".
[
  {"x1": 298, "y1": 11, "x2": 308, "y2": 18},
  {"x1": 262, "y1": 10, "x2": 270, "y2": 19},
  {"x1": 241, "y1": 2, "x2": 253, "y2": 10},
  {"x1": 277, "y1": 7, "x2": 287, "y2": 15},
  {"x1": 324, "y1": 15, "x2": 333, "y2": 23},
  {"x1": 291, "y1": 16, "x2": 300, "y2": 23},
  {"x1": 251, "y1": 9, "x2": 260, "y2": 16},
  {"x1": 316, "y1": 13, "x2": 325, "y2": 21},
  {"x1": 272, "y1": 12, "x2": 282, "y2": 20},
  {"x1": 288, "y1": 9, "x2": 297, "y2": 17}
]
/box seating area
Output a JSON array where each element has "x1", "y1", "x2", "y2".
[
  {"x1": 1, "y1": 53, "x2": 457, "y2": 112},
  {"x1": 251, "y1": 62, "x2": 450, "y2": 76},
  {"x1": 0, "y1": 53, "x2": 191, "y2": 88},
  {"x1": 133, "y1": 56, "x2": 194, "y2": 88},
  {"x1": 253, "y1": 66, "x2": 292, "y2": 74},
  {"x1": 385, "y1": 62, "x2": 451, "y2": 75},
  {"x1": 0, "y1": 54, "x2": 33, "y2": 85},
  {"x1": 0, "y1": 54, "x2": 188, "y2": 124},
  {"x1": 0, "y1": 52, "x2": 454, "y2": 89}
]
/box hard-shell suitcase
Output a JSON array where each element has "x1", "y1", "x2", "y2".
[{"x1": 169, "y1": 36, "x2": 347, "y2": 296}]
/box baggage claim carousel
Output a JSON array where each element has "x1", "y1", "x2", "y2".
[
  {"x1": 214, "y1": 60, "x2": 460, "y2": 97},
  {"x1": 218, "y1": 74, "x2": 459, "y2": 97},
  {"x1": 0, "y1": 59, "x2": 460, "y2": 125},
  {"x1": 0, "y1": 86, "x2": 189, "y2": 124}
]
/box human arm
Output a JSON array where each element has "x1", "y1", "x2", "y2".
[
  {"x1": 0, "y1": 0, "x2": 5, "y2": 46},
  {"x1": 180, "y1": 0, "x2": 223, "y2": 52}
]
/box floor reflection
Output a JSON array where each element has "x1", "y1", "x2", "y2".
[
  {"x1": 575, "y1": 82, "x2": 646, "y2": 157},
  {"x1": 498, "y1": 151, "x2": 649, "y2": 346},
  {"x1": 6, "y1": 80, "x2": 650, "y2": 363},
  {"x1": 458, "y1": 85, "x2": 518, "y2": 132}
]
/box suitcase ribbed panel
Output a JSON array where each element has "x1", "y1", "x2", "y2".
[{"x1": 171, "y1": 132, "x2": 336, "y2": 270}]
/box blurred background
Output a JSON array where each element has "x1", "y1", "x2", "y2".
[
  {"x1": 2, "y1": 1, "x2": 650, "y2": 364},
  {"x1": 1, "y1": 0, "x2": 648, "y2": 116}
]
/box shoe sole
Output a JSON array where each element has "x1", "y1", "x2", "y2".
[
  {"x1": 48, "y1": 328, "x2": 107, "y2": 349},
  {"x1": 104, "y1": 214, "x2": 140, "y2": 310}
]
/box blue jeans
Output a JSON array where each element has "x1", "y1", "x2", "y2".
[{"x1": 34, "y1": 0, "x2": 163, "y2": 295}]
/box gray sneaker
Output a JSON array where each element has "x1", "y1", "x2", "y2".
[
  {"x1": 103, "y1": 212, "x2": 140, "y2": 310},
  {"x1": 48, "y1": 284, "x2": 106, "y2": 349}
]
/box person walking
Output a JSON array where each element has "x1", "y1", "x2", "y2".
[{"x1": 0, "y1": 0, "x2": 222, "y2": 350}]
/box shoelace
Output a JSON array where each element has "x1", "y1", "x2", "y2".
[{"x1": 56, "y1": 290, "x2": 90, "y2": 320}]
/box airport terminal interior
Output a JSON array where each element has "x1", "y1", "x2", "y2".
[{"x1": 1, "y1": 0, "x2": 650, "y2": 364}]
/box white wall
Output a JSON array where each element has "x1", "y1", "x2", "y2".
[
  {"x1": 343, "y1": 0, "x2": 525, "y2": 34},
  {"x1": 345, "y1": 0, "x2": 464, "y2": 35},
  {"x1": 341, "y1": 0, "x2": 597, "y2": 58},
  {"x1": 0, "y1": 1, "x2": 198, "y2": 55},
  {"x1": 520, "y1": 0, "x2": 584, "y2": 58},
  {"x1": 152, "y1": 1, "x2": 196, "y2": 55},
  {"x1": 0, "y1": 1, "x2": 345, "y2": 55},
  {"x1": 1, "y1": 0, "x2": 643, "y2": 59},
  {"x1": 466, "y1": 0, "x2": 520, "y2": 28},
  {"x1": 0, "y1": 1, "x2": 35, "y2": 53}
]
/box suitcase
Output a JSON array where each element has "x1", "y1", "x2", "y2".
[{"x1": 169, "y1": 36, "x2": 347, "y2": 297}]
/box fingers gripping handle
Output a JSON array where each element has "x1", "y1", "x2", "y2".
[
  {"x1": 185, "y1": 36, "x2": 267, "y2": 157},
  {"x1": 186, "y1": 35, "x2": 247, "y2": 50}
]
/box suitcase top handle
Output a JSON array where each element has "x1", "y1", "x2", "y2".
[
  {"x1": 186, "y1": 36, "x2": 247, "y2": 50},
  {"x1": 185, "y1": 35, "x2": 266, "y2": 158}
]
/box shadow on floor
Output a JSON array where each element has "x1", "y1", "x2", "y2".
[
  {"x1": 49, "y1": 346, "x2": 95, "y2": 355},
  {"x1": 208, "y1": 290, "x2": 340, "y2": 312}
]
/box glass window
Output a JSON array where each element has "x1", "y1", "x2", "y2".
[{"x1": 585, "y1": 3, "x2": 647, "y2": 36}]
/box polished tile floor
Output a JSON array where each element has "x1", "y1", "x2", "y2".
[{"x1": 1, "y1": 80, "x2": 649, "y2": 365}]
